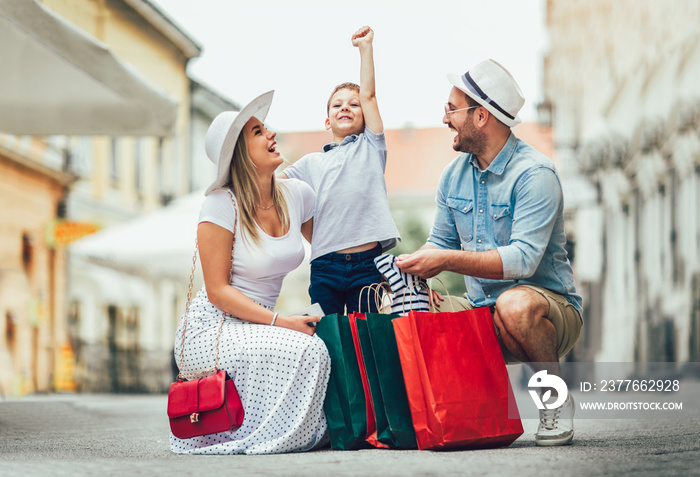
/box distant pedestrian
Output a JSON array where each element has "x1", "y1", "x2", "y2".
[{"x1": 397, "y1": 59, "x2": 583, "y2": 446}]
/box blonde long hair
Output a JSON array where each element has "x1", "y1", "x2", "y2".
[{"x1": 227, "y1": 132, "x2": 289, "y2": 245}]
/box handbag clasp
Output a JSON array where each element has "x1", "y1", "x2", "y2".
[{"x1": 190, "y1": 412, "x2": 200, "y2": 423}]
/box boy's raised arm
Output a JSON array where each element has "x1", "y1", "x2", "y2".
[{"x1": 352, "y1": 26, "x2": 383, "y2": 134}]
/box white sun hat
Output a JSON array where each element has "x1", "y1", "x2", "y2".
[
  {"x1": 204, "y1": 90, "x2": 274, "y2": 195},
  {"x1": 447, "y1": 59, "x2": 524, "y2": 127}
]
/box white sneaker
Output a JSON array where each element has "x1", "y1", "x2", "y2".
[{"x1": 535, "y1": 394, "x2": 574, "y2": 446}]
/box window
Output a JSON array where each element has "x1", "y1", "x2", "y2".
[
  {"x1": 110, "y1": 138, "x2": 120, "y2": 184},
  {"x1": 22, "y1": 233, "x2": 33, "y2": 276},
  {"x1": 134, "y1": 139, "x2": 142, "y2": 196}
]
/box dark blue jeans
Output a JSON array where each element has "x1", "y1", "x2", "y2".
[{"x1": 309, "y1": 244, "x2": 384, "y2": 315}]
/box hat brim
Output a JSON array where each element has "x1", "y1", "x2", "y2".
[
  {"x1": 205, "y1": 90, "x2": 274, "y2": 195},
  {"x1": 447, "y1": 73, "x2": 521, "y2": 127}
]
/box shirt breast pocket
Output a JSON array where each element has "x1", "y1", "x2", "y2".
[
  {"x1": 491, "y1": 204, "x2": 512, "y2": 246},
  {"x1": 447, "y1": 197, "x2": 474, "y2": 243}
]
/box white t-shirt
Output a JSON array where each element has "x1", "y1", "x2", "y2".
[
  {"x1": 283, "y1": 128, "x2": 400, "y2": 262},
  {"x1": 198, "y1": 179, "x2": 315, "y2": 308}
]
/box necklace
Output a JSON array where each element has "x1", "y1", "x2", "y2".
[{"x1": 256, "y1": 202, "x2": 274, "y2": 210}]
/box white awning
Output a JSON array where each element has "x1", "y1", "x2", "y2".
[
  {"x1": 70, "y1": 190, "x2": 205, "y2": 280},
  {"x1": 70, "y1": 259, "x2": 152, "y2": 307},
  {"x1": 0, "y1": 0, "x2": 177, "y2": 136}
]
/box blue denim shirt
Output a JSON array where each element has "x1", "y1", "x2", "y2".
[{"x1": 427, "y1": 133, "x2": 583, "y2": 314}]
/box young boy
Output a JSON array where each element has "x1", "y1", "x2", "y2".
[{"x1": 281, "y1": 26, "x2": 400, "y2": 315}]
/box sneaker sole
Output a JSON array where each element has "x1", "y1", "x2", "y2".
[{"x1": 535, "y1": 434, "x2": 574, "y2": 447}]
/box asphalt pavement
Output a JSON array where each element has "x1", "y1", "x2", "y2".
[{"x1": 1, "y1": 387, "x2": 699, "y2": 477}]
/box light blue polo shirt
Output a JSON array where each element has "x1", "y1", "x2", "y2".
[{"x1": 284, "y1": 127, "x2": 400, "y2": 262}]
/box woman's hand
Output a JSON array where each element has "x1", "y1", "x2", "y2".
[{"x1": 276, "y1": 315, "x2": 321, "y2": 336}]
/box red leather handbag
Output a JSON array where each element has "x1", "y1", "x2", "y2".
[
  {"x1": 167, "y1": 189, "x2": 244, "y2": 439},
  {"x1": 167, "y1": 370, "x2": 244, "y2": 439}
]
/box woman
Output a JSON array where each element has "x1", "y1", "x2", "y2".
[{"x1": 170, "y1": 91, "x2": 330, "y2": 455}]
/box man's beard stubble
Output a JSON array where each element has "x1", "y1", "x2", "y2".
[{"x1": 451, "y1": 115, "x2": 487, "y2": 158}]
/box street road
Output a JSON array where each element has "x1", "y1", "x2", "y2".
[{"x1": 1, "y1": 388, "x2": 699, "y2": 477}]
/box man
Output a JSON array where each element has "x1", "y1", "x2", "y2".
[{"x1": 396, "y1": 59, "x2": 583, "y2": 446}]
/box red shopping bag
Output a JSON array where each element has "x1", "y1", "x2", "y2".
[
  {"x1": 348, "y1": 313, "x2": 390, "y2": 449},
  {"x1": 393, "y1": 308, "x2": 523, "y2": 450}
]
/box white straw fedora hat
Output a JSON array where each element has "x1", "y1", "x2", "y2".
[
  {"x1": 447, "y1": 59, "x2": 524, "y2": 127},
  {"x1": 204, "y1": 90, "x2": 274, "y2": 195}
]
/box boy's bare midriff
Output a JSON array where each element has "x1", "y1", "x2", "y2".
[{"x1": 337, "y1": 241, "x2": 379, "y2": 254}]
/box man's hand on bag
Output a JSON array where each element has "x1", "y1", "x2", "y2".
[
  {"x1": 396, "y1": 249, "x2": 446, "y2": 278},
  {"x1": 277, "y1": 315, "x2": 321, "y2": 336}
]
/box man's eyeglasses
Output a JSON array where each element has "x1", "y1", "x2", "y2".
[{"x1": 444, "y1": 105, "x2": 479, "y2": 117}]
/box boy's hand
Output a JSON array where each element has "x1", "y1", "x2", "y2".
[{"x1": 352, "y1": 26, "x2": 373, "y2": 47}]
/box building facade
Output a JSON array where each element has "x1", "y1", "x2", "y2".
[
  {"x1": 0, "y1": 0, "x2": 239, "y2": 395},
  {"x1": 68, "y1": 79, "x2": 239, "y2": 393},
  {"x1": 544, "y1": 0, "x2": 700, "y2": 363},
  {"x1": 0, "y1": 136, "x2": 73, "y2": 395}
]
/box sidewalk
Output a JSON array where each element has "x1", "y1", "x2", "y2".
[{"x1": 1, "y1": 391, "x2": 698, "y2": 477}]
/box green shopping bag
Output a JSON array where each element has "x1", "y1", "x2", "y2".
[
  {"x1": 315, "y1": 313, "x2": 372, "y2": 450},
  {"x1": 364, "y1": 313, "x2": 417, "y2": 449}
]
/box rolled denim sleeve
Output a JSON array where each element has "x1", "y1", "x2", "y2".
[
  {"x1": 427, "y1": 168, "x2": 461, "y2": 250},
  {"x1": 497, "y1": 167, "x2": 562, "y2": 279}
]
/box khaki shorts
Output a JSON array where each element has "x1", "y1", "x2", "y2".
[{"x1": 430, "y1": 285, "x2": 582, "y2": 364}]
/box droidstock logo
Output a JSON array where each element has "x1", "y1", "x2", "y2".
[{"x1": 528, "y1": 370, "x2": 568, "y2": 410}]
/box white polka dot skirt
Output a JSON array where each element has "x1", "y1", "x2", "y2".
[{"x1": 170, "y1": 288, "x2": 330, "y2": 455}]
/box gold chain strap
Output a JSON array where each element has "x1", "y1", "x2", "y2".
[{"x1": 177, "y1": 189, "x2": 237, "y2": 380}]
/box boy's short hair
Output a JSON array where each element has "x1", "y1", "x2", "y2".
[{"x1": 326, "y1": 82, "x2": 360, "y2": 115}]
